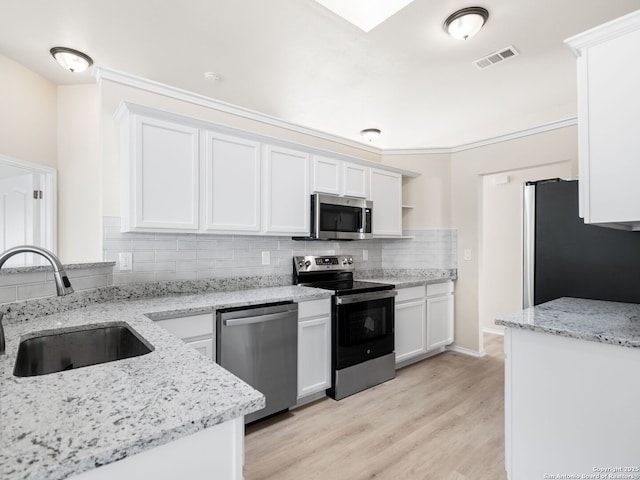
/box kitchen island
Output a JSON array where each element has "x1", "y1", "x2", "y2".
[
  {"x1": 0, "y1": 284, "x2": 331, "y2": 480},
  {"x1": 496, "y1": 297, "x2": 640, "y2": 480}
]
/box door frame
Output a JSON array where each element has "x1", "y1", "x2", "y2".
[{"x1": 0, "y1": 153, "x2": 57, "y2": 254}]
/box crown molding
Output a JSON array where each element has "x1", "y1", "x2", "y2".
[
  {"x1": 385, "y1": 117, "x2": 577, "y2": 155},
  {"x1": 93, "y1": 67, "x2": 382, "y2": 156},
  {"x1": 94, "y1": 66, "x2": 577, "y2": 157}
]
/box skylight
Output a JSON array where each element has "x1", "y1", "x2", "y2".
[{"x1": 315, "y1": 0, "x2": 416, "y2": 32}]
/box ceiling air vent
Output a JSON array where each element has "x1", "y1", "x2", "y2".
[{"x1": 473, "y1": 46, "x2": 519, "y2": 70}]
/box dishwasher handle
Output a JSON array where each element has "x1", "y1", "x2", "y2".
[{"x1": 223, "y1": 310, "x2": 295, "y2": 327}]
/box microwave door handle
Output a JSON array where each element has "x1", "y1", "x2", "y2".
[{"x1": 358, "y1": 209, "x2": 363, "y2": 230}]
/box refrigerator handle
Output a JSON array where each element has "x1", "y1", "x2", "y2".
[{"x1": 523, "y1": 183, "x2": 536, "y2": 308}]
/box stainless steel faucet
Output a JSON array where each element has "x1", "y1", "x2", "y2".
[{"x1": 0, "y1": 245, "x2": 74, "y2": 354}]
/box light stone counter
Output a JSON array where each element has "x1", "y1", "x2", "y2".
[
  {"x1": 495, "y1": 297, "x2": 640, "y2": 348},
  {"x1": 0, "y1": 285, "x2": 331, "y2": 480},
  {"x1": 360, "y1": 269, "x2": 457, "y2": 288}
]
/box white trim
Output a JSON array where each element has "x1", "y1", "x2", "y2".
[
  {"x1": 445, "y1": 344, "x2": 487, "y2": 358},
  {"x1": 385, "y1": 117, "x2": 578, "y2": 155},
  {"x1": 95, "y1": 67, "x2": 381, "y2": 156},
  {"x1": 565, "y1": 9, "x2": 640, "y2": 56},
  {"x1": 483, "y1": 327, "x2": 505, "y2": 336},
  {"x1": 96, "y1": 66, "x2": 577, "y2": 157}
]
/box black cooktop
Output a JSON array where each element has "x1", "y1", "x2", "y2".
[{"x1": 302, "y1": 280, "x2": 395, "y2": 296}]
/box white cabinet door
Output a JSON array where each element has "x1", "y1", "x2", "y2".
[
  {"x1": 298, "y1": 317, "x2": 331, "y2": 398},
  {"x1": 154, "y1": 313, "x2": 215, "y2": 361},
  {"x1": 426, "y1": 293, "x2": 454, "y2": 350},
  {"x1": 297, "y1": 299, "x2": 331, "y2": 400},
  {"x1": 262, "y1": 145, "x2": 310, "y2": 235},
  {"x1": 201, "y1": 131, "x2": 261, "y2": 233},
  {"x1": 567, "y1": 12, "x2": 640, "y2": 229},
  {"x1": 370, "y1": 168, "x2": 402, "y2": 236},
  {"x1": 343, "y1": 163, "x2": 368, "y2": 198},
  {"x1": 311, "y1": 155, "x2": 342, "y2": 195},
  {"x1": 123, "y1": 115, "x2": 200, "y2": 232},
  {"x1": 395, "y1": 299, "x2": 427, "y2": 364}
]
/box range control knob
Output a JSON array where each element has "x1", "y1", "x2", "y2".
[
  {"x1": 298, "y1": 261, "x2": 305, "y2": 269},
  {"x1": 304, "y1": 260, "x2": 311, "y2": 268},
  {"x1": 347, "y1": 257, "x2": 354, "y2": 265},
  {"x1": 342, "y1": 258, "x2": 348, "y2": 265}
]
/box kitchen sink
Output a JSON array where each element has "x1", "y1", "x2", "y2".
[{"x1": 13, "y1": 323, "x2": 153, "y2": 377}]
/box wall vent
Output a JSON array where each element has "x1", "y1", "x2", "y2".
[{"x1": 473, "y1": 46, "x2": 519, "y2": 70}]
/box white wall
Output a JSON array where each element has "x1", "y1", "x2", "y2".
[
  {"x1": 0, "y1": 54, "x2": 57, "y2": 168},
  {"x1": 451, "y1": 126, "x2": 579, "y2": 353},
  {"x1": 479, "y1": 162, "x2": 574, "y2": 335},
  {"x1": 57, "y1": 85, "x2": 102, "y2": 262}
]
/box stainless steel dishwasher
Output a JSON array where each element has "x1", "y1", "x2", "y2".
[{"x1": 216, "y1": 302, "x2": 298, "y2": 424}]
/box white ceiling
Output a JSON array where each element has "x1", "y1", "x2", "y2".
[{"x1": 1, "y1": 0, "x2": 639, "y2": 150}]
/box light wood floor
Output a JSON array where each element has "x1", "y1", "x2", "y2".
[{"x1": 244, "y1": 334, "x2": 507, "y2": 480}]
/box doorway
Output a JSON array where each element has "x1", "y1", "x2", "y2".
[
  {"x1": 478, "y1": 161, "x2": 573, "y2": 336},
  {"x1": 0, "y1": 154, "x2": 56, "y2": 266}
]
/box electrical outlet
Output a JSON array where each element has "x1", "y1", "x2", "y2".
[
  {"x1": 261, "y1": 251, "x2": 270, "y2": 265},
  {"x1": 363, "y1": 249, "x2": 368, "y2": 261},
  {"x1": 463, "y1": 249, "x2": 472, "y2": 261},
  {"x1": 119, "y1": 252, "x2": 132, "y2": 271}
]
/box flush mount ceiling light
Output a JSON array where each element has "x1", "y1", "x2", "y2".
[
  {"x1": 314, "y1": 0, "x2": 416, "y2": 32},
  {"x1": 50, "y1": 47, "x2": 93, "y2": 73},
  {"x1": 360, "y1": 128, "x2": 381, "y2": 142},
  {"x1": 444, "y1": 7, "x2": 489, "y2": 40}
]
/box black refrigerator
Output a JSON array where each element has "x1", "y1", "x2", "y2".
[{"x1": 523, "y1": 179, "x2": 640, "y2": 307}]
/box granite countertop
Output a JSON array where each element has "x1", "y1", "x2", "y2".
[
  {"x1": 495, "y1": 297, "x2": 640, "y2": 349},
  {"x1": 0, "y1": 285, "x2": 331, "y2": 480},
  {"x1": 360, "y1": 271, "x2": 456, "y2": 288}
]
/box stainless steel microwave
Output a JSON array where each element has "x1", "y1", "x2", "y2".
[{"x1": 304, "y1": 193, "x2": 373, "y2": 240}]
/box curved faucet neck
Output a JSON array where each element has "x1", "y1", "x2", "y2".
[{"x1": 0, "y1": 245, "x2": 74, "y2": 296}]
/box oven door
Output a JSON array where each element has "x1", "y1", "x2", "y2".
[{"x1": 333, "y1": 290, "x2": 396, "y2": 370}]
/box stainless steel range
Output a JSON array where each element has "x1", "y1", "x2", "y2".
[{"x1": 293, "y1": 255, "x2": 397, "y2": 400}]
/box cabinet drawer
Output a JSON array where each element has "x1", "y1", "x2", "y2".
[
  {"x1": 298, "y1": 299, "x2": 331, "y2": 319},
  {"x1": 155, "y1": 313, "x2": 214, "y2": 340},
  {"x1": 427, "y1": 281, "x2": 454, "y2": 297},
  {"x1": 396, "y1": 286, "x2": 426, "y2": 303}
]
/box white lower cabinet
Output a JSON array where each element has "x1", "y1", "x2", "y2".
[
  {"x1": 395, "y1": 282, "x2": 455, "y2": 367},
  {"x1": 395, "y1": 286, "x2": 427, "y2": 365},
  {"x1": 154, "y1": 313, "x2": 215, "y2": 361},
  {"x1": 297, "y1": 299, "x2": 331, "y2": 402},
  {"x1": 426, "y1": 282, "x2": 454, "y2": 351}
]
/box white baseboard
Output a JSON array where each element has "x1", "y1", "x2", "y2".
[
  {"x1": 483, "y1": 327, "x2": 505, "y2": 336},
  {"x1": 445, "y1": 345, "x2": 487, "y2": 358}
]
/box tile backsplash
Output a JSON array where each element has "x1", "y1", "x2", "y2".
[{"x1": 103, "y1": 217, "x2": 456, "y2": 284}]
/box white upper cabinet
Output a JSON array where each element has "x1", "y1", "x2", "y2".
[
  {"x1": 117, "y1": 103, "x2": 418, "y2": 236},
  {"x1": 311, "y1": 155, "x2": 342, "y2": 195},
  {"x1": 121, "y1": 114, "x2": 200, "y2": 232},
  {"x1": 566, "y1": 11, "x2": 640, "y2": 230},
  {"x1": 262, "y1": 145, "x2": 310, "y2": 235},
  {"x1": 370, "y1": 168, "x2": 402, "y2": 236},
  {"x1": 201, "y1": 131, "x2": 261, "y2": 233},
  {"x1": 311, "y1": 155, "x2": 369, "y2": 199},
  {"x1": 343, "y1": 162, "x2": 368, "y2": 198}
]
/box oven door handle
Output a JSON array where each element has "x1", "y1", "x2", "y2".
[{"x1": 334, "y1": 290, "x2": 397, "y2": 305}]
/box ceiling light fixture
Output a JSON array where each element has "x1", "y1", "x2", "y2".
[
  {"x1": 50, "y1": 47, "x2": 93, "y2": 73},
  {"x1": 360, "y1": 128, "x2": 381, "y2": 142},
  {"x1": 444, "y1": 7, "x2": 489, "y2": 40}
]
